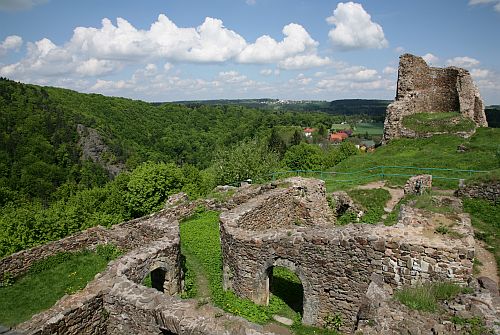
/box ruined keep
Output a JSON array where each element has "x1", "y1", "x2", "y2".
[
  {"x1": 220, "y1": 178, "x2": 475, "y2": 332},
  {"x1": 383, "y1": 54, "x2": 488, "y2": 142}
]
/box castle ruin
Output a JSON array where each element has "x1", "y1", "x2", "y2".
[{"x1": 383, "y1": 54, "x2": 488, "y2": 142}]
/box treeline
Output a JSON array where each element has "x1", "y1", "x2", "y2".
[
  {"x1": 0, "y1": 78, "x2": 357, "y2": 257},
  {"x1": 175, "y1": 98, "x2": 390, "y2": 121}
]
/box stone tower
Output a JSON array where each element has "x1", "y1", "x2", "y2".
[{"x1": 383, "y1": 54, "x2": 487, "y2": 143}]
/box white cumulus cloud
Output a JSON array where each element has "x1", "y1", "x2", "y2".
[
  {"x1": 0, "y1": 35, "x2": 23, "y2": 55},
  {"x1": 470, "y1": 68, "x2": 490, "y2": 79},
  {"x1": 278, "y1": 54, "x2": 331, "y2": 70},
  {"x1": 260, "y1": 69, "x2": 273, "y2": 76},
  {"x1": 422, "y1": 53, "x2": 439, "y2": 65},
  {"x1": 75, "y1": 58, "x2": 116, "y2": 76},
  {"x1": 383, "y1": 66, "x2": 397, "y2": 74},
  {"x1": 326, "y1": 2, "x2": 388, "y2": 50},
  {"x1": 446, "y1": 56, "x2": 480, "y2": 68},
  {"x1": 468, "y1": 0, "x2": 500, "y2": 12},
  {"x1": 218, "y1": 71, "x2": 247, "y2": 83},
  {"x1": 237, "y1": 23, "x2": 318, "y2": 63}
]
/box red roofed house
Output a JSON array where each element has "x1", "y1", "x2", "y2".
[{"x1": 329, "y1": 133, "x2": 344, "y2": 143}]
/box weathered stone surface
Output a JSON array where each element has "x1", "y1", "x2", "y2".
[
  {"x1": 4, "y1": 192, "x2": 277, "y2": 335},
  {"x1": 2, "y1": 179, "x2": 483, "y2": 335},
  {"x1": 220, "y1": 177, "x2": 475, "y2": 333},
  {"x1": 478, "y1": 277, "x2": 499, "y2": 297},
  {"x1": 403, "y1": 174, "x2": 432, "y2": 195},
  {"x1": 455, "y1": 181, "x2": 500, "y2": 203},
  {"x1": 383, "y1": 54, "x2": 487, "y2": 143}
]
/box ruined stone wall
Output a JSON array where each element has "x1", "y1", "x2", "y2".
[
  {"x1": 10, "y1": 193, "x2": 276, "y2": 335},
  {"x1": 220, "y1": 178, "x2": 474, "y2": 332},
  {"x1": 0, "y1": 200, "x2": 200, "y2": 280},
  {"x1": 383, "y1": 54, "x2": 487, "y2": 142},
  {"x1": 455, "y1": 181, "x2": 500, "y2": 203}
]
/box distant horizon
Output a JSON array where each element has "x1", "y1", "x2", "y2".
[{"x1": 0, "y1": 0, "x2": 499, "y2": 104}]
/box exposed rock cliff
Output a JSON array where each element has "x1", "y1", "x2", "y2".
[{"x1": 77, "y1": 124, "x2": 125, "y2": 178}]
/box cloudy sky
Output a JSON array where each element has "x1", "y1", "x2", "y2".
[{"x1": 0, "y1": 0, "x2": 499, "y2": 103}]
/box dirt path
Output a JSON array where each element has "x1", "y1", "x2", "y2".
[
  {"x1": 475, "y1": 242, "x2": 500, "y2": 284},
  {"x1": 263, "y1": 322, "x2": 293, "y2": 335},
  {"x1": 355, "y1": 181, "x2": 405, "y2": 213}
]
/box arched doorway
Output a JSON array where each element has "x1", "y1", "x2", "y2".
[
  {"x1": 142, "y1": 267, "x2": 167, "y2": 293},
  {"x1": 270, "y1": 266, "x2": 304, "y2": 316}
]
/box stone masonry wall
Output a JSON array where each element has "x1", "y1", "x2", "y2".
[
  {"x1": 455, "y1": 181, "x2": 500, "y2": 203},
  {"x1": 220, "y1": 177, "x2": 474, "y2": 333},
  {"x1": 383, "y1": 54, "x2": 487, "y2": 142},
  {"x1": 8, "y1": 190, "x2": 277, "y2": 335}
]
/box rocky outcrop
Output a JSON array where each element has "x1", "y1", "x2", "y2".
[
  {"x1": 383, "y1": 54, "x2": 487, "y2": 142},
  {"x1": 77, "y1": 124, "x2": 125, "y2": 178}
]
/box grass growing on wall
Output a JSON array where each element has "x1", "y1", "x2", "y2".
[
  {"x1": 395, "y1": 281, "x2": 468, "y2": 312},
  {"x1": 463, "y1": 198, "x2": 500, "y2": 273},
  {"x1": 0, "y1": 244, "x2": 121, "y2": 326}
]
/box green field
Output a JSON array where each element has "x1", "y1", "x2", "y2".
[{"x1": 353, "y1": 122, "x2": 384, "y2": 135}]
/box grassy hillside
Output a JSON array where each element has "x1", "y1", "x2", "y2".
[
  {"x1": 286, "y1": 128, "x2": 500, "y2": 191},
  {"x1": 402, "y1": 112, "x2": 476, "y2": 134}
]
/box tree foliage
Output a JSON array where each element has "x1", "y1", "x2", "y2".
[{"x1": 211, "y1": 139, "x2": 280, "y2": 185}]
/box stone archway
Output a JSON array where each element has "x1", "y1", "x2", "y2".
[
  {"x1": 263, "y1": 258, "x2": 318, "y2": 325},
  {"x1": 150, "y1": 267, "x2": 167, "y2": 292},
  {"x1": 142, "y1": 261, "x2": 179, "y2": 295}
]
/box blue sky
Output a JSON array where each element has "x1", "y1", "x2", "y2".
[{"x1": 0, "y1": 0, "x2": 499, "y2": 103}]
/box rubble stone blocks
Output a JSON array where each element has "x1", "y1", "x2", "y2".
[
  {"x1": 455, "y1": 180, "x2": 500, "y2": 203},
  {"x1": 220, "y1": 177, "x2": 474, "y2": 332},
  {"x1": 3, "y1": 197, "x2": 275, "y2": 335},
  {"x1": 403, "y1": 174, "x2": 432, "y2": 195},
  {"x1": 383, "y1": 54, "x2": 488, "y2": 143}
]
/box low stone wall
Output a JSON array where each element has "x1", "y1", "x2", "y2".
[
  {"x1": 220, "y1": 178, "x2": 475, "y2": 333},
  {"x1": 455, "y1": 181, "x2": 500, "y2": 202},
  {"x1": 0, "y1": 199, "x2": 202, "y2": 280},
  {"x1": 8, "y1": 188, "x2": 279, "y2": 335},
  {"x1": 403, "y1": 174, "x2": 432, "y2": 195}
]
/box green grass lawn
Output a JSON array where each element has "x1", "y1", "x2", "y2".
[
  {"x1": 402, "y1": 112, "x2": 476, "y2": 134},
  {"x1": 0, "y1": 245, "x2": 120, "y2": 327},
  {"x1": 337, "y1": 188, "x2": 391, "y2": 225}
]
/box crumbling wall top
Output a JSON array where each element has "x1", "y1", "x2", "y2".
[{"x1": 383, "y1": 53, "x2": 487, "y2": 142}]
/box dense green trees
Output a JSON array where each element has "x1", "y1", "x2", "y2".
[{"x1": 0, "y1": 78, "x2": 359, "y2": 258}]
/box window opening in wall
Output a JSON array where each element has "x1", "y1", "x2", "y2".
[
  {"x1": 142, "y1": 268, "x2": 167, "y2": 293},
  {"x1": 270, "y1": 266, "x2": 304, "y2": 316}
]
